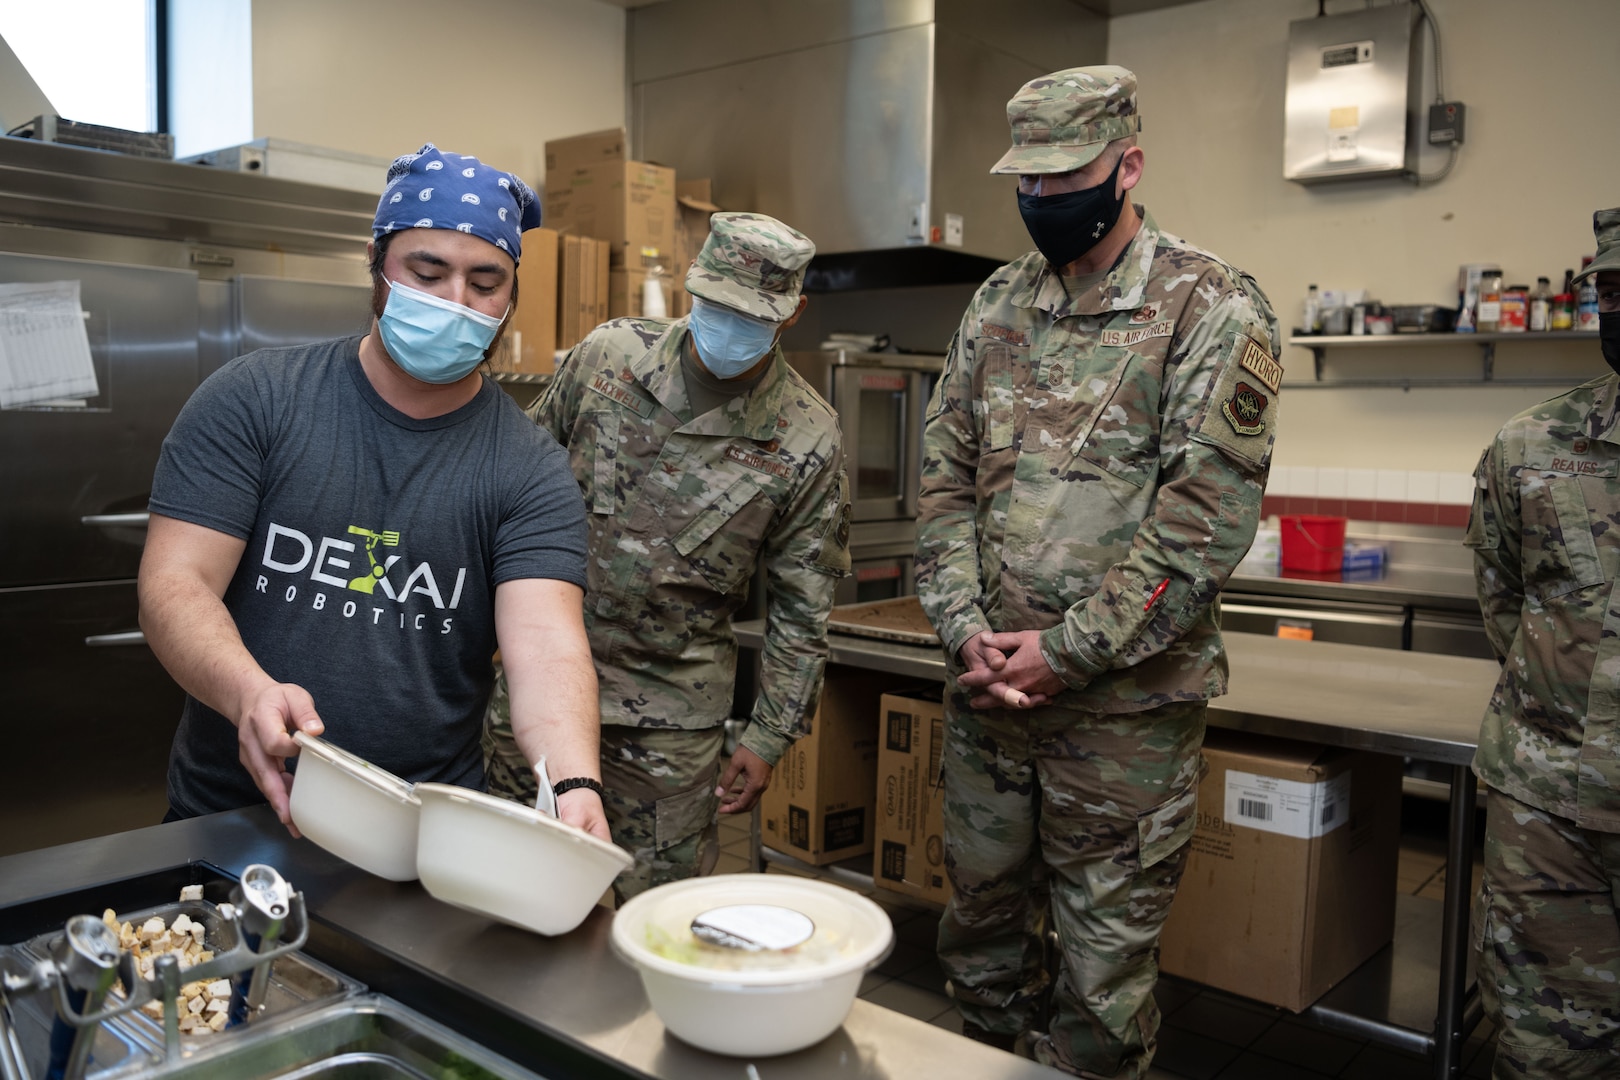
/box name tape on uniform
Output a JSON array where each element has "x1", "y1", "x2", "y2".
[
  {"x1": 724, "y1": 444, "x2": 794, "y2": 481},
  {"x1": 1099, "y1": 321, "x2": 1174, "y2": 348},
  {"x1": 588, "y1": 373, "x2": 657, "y2": 418},
  {"x1": 1238, "y1": 336, "x2": 1283, "y2": 395}
]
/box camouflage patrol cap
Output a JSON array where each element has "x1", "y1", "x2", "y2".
[
  {"x1": 1571, "y1": 208, "x2": 1620, "y2": 286},
  {"x1": 991, "y1": 65, "x2": 1141, "y2": 175},
  {"x1": 684, "y1": 212, "x2": 816, "y2": 322}
]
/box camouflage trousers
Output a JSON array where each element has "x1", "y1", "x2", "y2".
[
  {"x1": 938, "y1": 693, "x2": 1205, "y2": 1080},
  {"x1": 482, "y1": 665, "x2": 724, "y2": 905},
  {"x1": 1474, "y1": 786, "x2": 1620, "y2": 1079},
  {"x1": 598, "y1": 724, "x2": 724, "y2": 903}
]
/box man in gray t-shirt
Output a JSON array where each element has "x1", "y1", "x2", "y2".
[{"x1": 141, "y1": 144, "x2": 609, "y2": 841}]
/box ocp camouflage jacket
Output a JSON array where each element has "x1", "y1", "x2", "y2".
[
  {"x1": 1467, "y1": 373, "x2": 1620, "y2": 831},
  {"x1": 917, "y1": 209, "x2": 1279, "y2": 712},
  {"x1": 532, "y1": 316, "x2": 850, "y2": 765}
]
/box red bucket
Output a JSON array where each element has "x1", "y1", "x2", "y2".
[{"x1": 1280, "y1": 514, "x2": 1347, "y2": 573}]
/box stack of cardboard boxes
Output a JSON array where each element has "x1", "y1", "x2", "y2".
[
  {"x1": 492, "y1": 127, "x2": 706, "y2": 376},
  {"x1": 544, "y1": 128, "x2": 679, "y2": 336}
]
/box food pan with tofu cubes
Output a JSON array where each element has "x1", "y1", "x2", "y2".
[{"x1": 16, "y1": 871, "x2": 360, "y2": 1048}]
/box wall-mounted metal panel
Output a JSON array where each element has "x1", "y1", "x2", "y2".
[
  {"x1": 631, "y1": 0, "x2": 1106, "y2": 270},
  {"x1": 1284, "y1": 4, "x2": 1421, "y2": 184},
  {"x1": 931, "y1": 0, "x2": 1107, "y2": 261},
  {"x1": 637, "y1": 22, "x2": 936, "y2": 255},
  {"x1": 629, "y1": 0, "x2": 933, "y2": 84}
]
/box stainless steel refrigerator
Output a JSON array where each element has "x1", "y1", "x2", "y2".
[{"x1": 0, "y1": 137, "x2": 372, "y2": 852}]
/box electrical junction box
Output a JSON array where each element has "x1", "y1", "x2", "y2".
[
  {"x1": 1284, "y1": 4, "x2": 1423, "y2": 184},
  {"x1": 1427, "y1": 101, "x2": 1466, "y2": 145}
]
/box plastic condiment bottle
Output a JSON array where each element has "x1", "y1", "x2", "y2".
[
  {"x1": 1304, "y1": 284, "x2": 1321, "y2": 335},
  {"x1": 1577, "y1": 257, "x2": 1600, "y2": 331},
  {"x1": 1477, "y1": 273, "x2": 1503, "y2": 333},
  {"x1": 1530, "y1": 277, "x2": 1552, "y2": 332}
]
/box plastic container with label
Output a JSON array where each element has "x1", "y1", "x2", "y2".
[
  {"x1": 1529, "y1": 277, "x2": 1552, "y2": 332},
  {"x1": 1498, "y1": 285, "x2": 1529, "y2": 332},
  {"x1": 1476, "y1": 273, "x2": 1503, "y2": 332}
]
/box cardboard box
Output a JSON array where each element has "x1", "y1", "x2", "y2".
[
  {"x1": 1157, "y1": 730, "x2": 1402, "y2": 1012},
  {"x1": 873, "y1": 689, "x2": 951, "y2": 905},
  {"x1": 671, "y1": 179, "x2": 720, "y2": 321},
  {"x1": 543, "y1": 160, "x2": 677, "y2": 271},
  {"x1": 503, "y1": 226, "x2": 558, "y2": 374},
  {"x1": 544, "y1": 127, "x2": 627, "y2": 175},
  {"x1": 760, "y1": 668, "x2": 895, "y2": 866},
  {"x1": 555, "y1": 235, "x2": 610, "y2": 354}
]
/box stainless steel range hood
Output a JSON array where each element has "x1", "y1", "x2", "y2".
[{"x1": 629, "y1": 0, "x2": 1109, "y2": 289}]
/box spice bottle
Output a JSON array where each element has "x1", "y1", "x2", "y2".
[
  {"x1": 1304, "y1": 284, "x2": 1321, "y2": 335},
  {"x1": 1529, "y1": 277, "x2": 1552, "y2": 332},
  {"x1": 1499, "y1": 285, "x2": 1529, "y2": 332},
  {"x1": 1552, "y1": 293, "x2": 1575, "y2": 331},
  {"x1": 1477, "y1": 272, "x2": 1503, "y2": 333}
]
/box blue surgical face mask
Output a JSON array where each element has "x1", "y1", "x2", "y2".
[
  {"x1": 378, "y1": 278, "x2": 506, "y2": 385},
  {"x1": 688, "y1": 297, "x2": 780, "y2": 379}
]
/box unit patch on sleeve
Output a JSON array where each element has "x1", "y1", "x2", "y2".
[
  {"x1": 1221, "y1": 381, "x2": 1268, "y2": 436},
  {"x1": 1237, "y1": 336, "x2": 1283, "y2": 395}
]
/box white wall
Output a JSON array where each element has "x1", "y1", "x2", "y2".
[
  {"x1": 250, "y1": 0, "x2": 626, "y2": 194},
  {"x1": 1109, "y1": 0, "x2": 1620, "y2": 473}
]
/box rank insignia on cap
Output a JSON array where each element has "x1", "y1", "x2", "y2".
[{"x1": 1222, "y1": 382, "x2": 1268, "y2": 436}]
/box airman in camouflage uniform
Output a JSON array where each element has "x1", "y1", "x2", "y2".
[
  {"x1": 916, "y1": 67, "x2": 1279, "y2": 1078},
  {"x1": 486, "y1": 213, "x2": 851, "y2": 900},
  {"x1": 1464, "y1": 208, "x2": 1620, "y2": 1080}
]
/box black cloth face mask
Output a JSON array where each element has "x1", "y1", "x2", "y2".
[
  {"x1": 1016, "y1": 153, "x2": 1127, "y2": 269},
  {"x1": 1601, "y1": 310, "x2": 1620, "y2": 376}
]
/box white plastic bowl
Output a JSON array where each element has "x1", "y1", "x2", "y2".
[
  {"x1": 414, "y1": 783, "x2": 633, "y2": 936},
  {"x1": 289, "y1": 731, "x2": 421, "y2": 881},
  {"x1": 611, "y1": 875, "x2": 894, "y2": 1056}
]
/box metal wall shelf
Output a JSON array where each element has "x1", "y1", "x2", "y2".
[{"x1": 1288, "y1": 331, "x2": 1600, "y2": 389}]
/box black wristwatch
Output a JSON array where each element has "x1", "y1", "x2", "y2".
[{"x1": 552, "y1": 777, "x2": 606, "y2": 800}]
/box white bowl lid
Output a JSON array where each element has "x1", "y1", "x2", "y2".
[
  {"x1": 692, "y1": 904, "x2": 815, "y2": 951},
  {"x1": 293, "y1": 731, "x2": 417, "y2": 804},
  {"x1": 414, "y1": 782, "x2": 631, "y2": 866},
  {"x1": 613, "y1": 875, "x2": 893, "y2": 986}
]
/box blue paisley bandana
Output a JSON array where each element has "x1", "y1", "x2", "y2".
[{"x1": 372, "y1": 143, "x2": 541, "y2": 264}]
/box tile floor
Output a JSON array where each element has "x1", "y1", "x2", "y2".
[{"x1": 721, "y1": 799, "x2": 1498, "y2": 1080}]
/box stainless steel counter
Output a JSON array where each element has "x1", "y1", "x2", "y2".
[
  {"x1": 733, "y1": 623, "x2": 1501, "y2": 1080},
  {"x1": 0, "y1": 810, "x2": 1063, "y2": 1080},
  {"x1": 734, "y1": 625, "x2": 1497, "y2": 765},
  {"x1": 1226, "y1": 564, "x2": 1479, "y2": 615}
]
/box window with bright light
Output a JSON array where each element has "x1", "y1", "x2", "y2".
[{"x1": 0, "y1": 0, "x2": 156, "y2": 133}]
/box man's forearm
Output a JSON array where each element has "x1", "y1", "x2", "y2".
[
  {"x1": 139, "y1": 570, "x2": 273, "y2": 725},
  {"x1": 507, "y1": 647, "x2": 602, "y2": 785}
]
